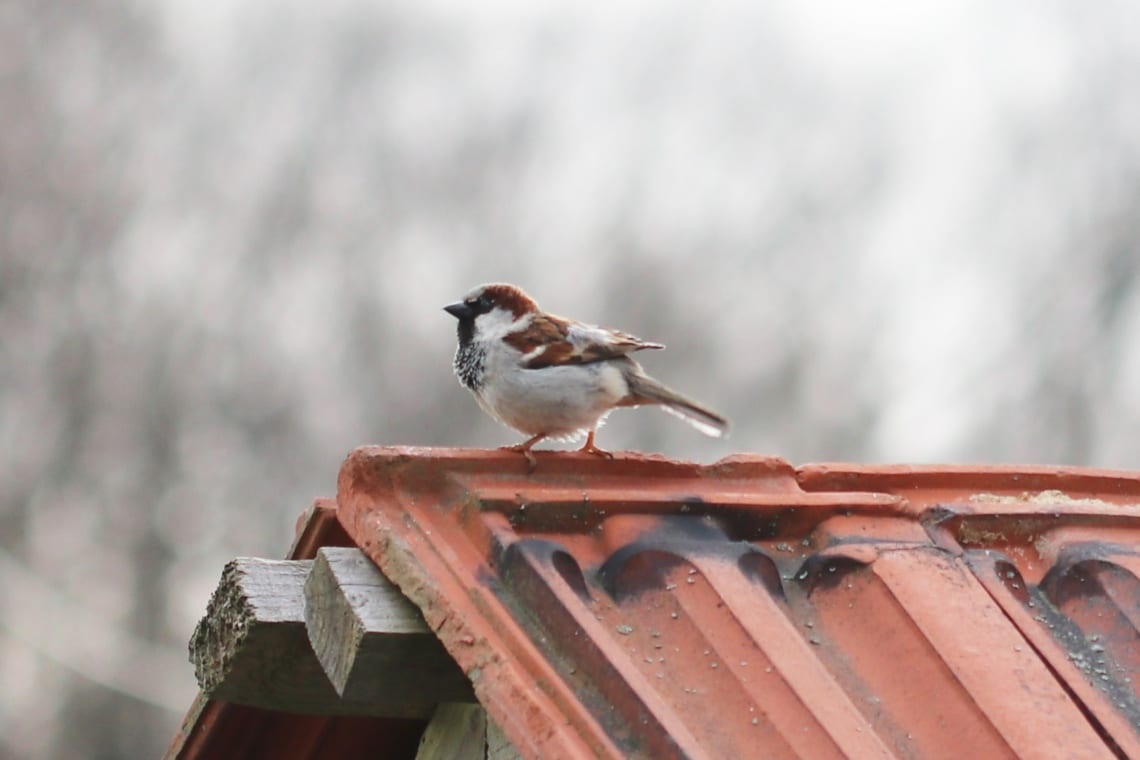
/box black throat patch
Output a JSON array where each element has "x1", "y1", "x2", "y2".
[
  {"x1": 456, "y1": 315, "x2": 476, "y2": 347},
  {"x1": 453, "y1": 339, "x2": 485, "y2": 391}
]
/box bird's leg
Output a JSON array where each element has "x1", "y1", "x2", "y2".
[
  {"x1": 503, "y1": 433, "x2": 546, "y2": 472},
  {"x1": 577, "y1": 430, "x2": 614, "y2": 460}
]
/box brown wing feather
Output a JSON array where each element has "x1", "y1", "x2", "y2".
[
  {"x1": 509, "y1": 313, "x2": 663, "y2": 369},
  {"x1": 572, "y1": 329, "x2": 660, "y2": 363},
  {"x1": 502, "y1": 314, "x2": 569, "y2": 356}
]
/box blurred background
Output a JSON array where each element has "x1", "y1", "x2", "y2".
[{"x1": 3, "y1": 0, "x2": 1140, "y2": 756}]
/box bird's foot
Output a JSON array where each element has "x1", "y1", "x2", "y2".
[
  {"x1": 503, "y1": 434, "x2": 546, "y2": 473},
  {"x1": 577, "y1": 431, "x2": 614, "y2": 460}
]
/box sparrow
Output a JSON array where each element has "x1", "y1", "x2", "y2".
[{"x1": 444, "y1": 283, "x2": 729, "y2": 468}]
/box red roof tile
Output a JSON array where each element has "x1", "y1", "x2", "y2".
[{"x1": 335, "y1": 449, "x2": 1140, "y2": 759}]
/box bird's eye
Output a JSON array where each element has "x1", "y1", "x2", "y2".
[{"x1": 467, "y1": 294, "x2": 495, "y2": 314}]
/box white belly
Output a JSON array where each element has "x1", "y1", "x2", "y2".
[{"x1": 477, "y1": 360, "x2": 631, "y2": 438}]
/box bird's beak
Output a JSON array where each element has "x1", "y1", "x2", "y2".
[{"x1": 444, "y1": 302, "x2": 474, "y2": 320}]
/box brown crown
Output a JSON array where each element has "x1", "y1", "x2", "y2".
[{"x1": 479, "y1": 283, "x2": 539, "y2": 319}]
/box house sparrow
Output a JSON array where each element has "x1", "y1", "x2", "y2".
[{"x1": 444, "y1": 283, "x2": 729, "y2": 468}]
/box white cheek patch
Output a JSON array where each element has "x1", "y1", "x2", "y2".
[{"x1": 477, "y1": 310, "x2": 531, "y2": 342}]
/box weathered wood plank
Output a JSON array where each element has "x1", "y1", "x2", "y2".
[
  {"x1": 190, "y1": 550, "x2": 471, "y2": 717},
  {"x1": 415, "y1": 703, "x2": 487, "y2": 760},
  {"x1": 189, "y1": 557, "x2": 347, "y2": 714},
  {"x1": 304, "y1": 547, "x2": 474, "y2": 716},
  {"x1": 413, "y1": 704, "x2": 524, "y2": 760}
]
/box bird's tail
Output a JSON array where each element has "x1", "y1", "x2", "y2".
[{"x1": 624, "y1": 373, "x2": 730, "y2": 438}]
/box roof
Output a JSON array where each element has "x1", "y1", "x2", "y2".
[{"x1": 170, "y1": 448, "x2": 1140, "y2": 759}]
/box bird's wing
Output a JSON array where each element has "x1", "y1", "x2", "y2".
[{"x1": 506, "y1": 313, "x2": 664, "y2": 369}]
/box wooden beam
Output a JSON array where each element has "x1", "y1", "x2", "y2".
[
  {"x1": 304, "y1": 547, "x2": 474, "y2": 715},
  {"x1": 189, "y1": 550, "x2": 472, "y2": 717},
  {"x1": 414, "y1": 704, "x2": 523, "y2": 760},
  {"x1": 415, "y1": 703, "x2": 486, "y2": 760},
  {"x1": 190, "y1": 557, "x2": 349, "y2": 713}
]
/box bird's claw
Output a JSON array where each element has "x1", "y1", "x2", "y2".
[
  {"x1": 577, "y1": 431, "x2": 613, "y2": 460},
  {"x1": 579, "y1": 444, "x2": 613, "y2": 460},
  {"x1": 503, "y1": 435, "x2": 545, "y2": 473},
  {"x1": 501, "y1": 444, "x2": 538, "y2": 473}
]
